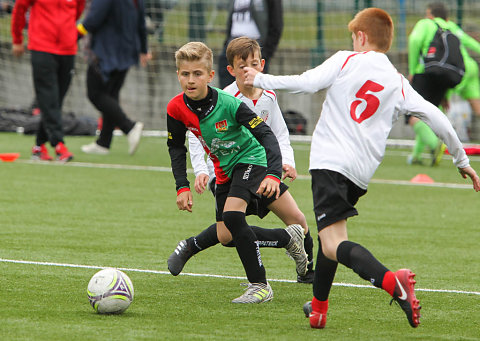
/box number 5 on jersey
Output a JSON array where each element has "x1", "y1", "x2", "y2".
[{"x1": 350, "y1": 80, "x2": 384, "y2": 123}]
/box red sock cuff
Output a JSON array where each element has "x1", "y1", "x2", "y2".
[
  {"x1": 312, "y1": 297, "x2": 328, "y2": 313},
  {"x1": 382, "y1": 271, "x2": 396, "y2": 297}
]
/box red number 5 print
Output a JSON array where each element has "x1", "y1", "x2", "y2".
[{"x1": 350, "y1": 80, "x2": 384, "y2": 123}]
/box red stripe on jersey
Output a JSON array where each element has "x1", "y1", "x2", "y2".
[
  {"x1": 341, "y1": 51, "x2": 367, "y2": 70},
  {"x1": 167, "y1": 93, "x2": 201, "y2": 132},
  {"x1": 210, "y1": 154, "x2": 230, "y2": 184},
  {"x1": 234, "y1": 90, "x2": 241, "y2": 97},
  {"x1": 265, "y1": 90, "x2": 276, "y2": 99},
  {"x1": 400, "y1": 74, "x2": 405, "y2": 99}
]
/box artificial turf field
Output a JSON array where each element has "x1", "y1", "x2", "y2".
[{"x1": 0, "y1": 132, "x2": 479, "y2": 340}]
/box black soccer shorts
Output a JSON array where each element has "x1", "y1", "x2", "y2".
[{"x1": 311, "y1": 169, "x2": 367, "y2": 231}]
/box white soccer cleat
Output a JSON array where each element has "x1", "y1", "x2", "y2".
[
  {"x1": 285, "y1": 224, "x2": 308, "y2": 277},
  {"x1": 231, "y1": 282, "x2": 273, "y2": 304}
]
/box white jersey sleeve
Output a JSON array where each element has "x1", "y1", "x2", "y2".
[
  {"x1": 253, "y1": 51, "x2": 346, "y2": 93},
  {"x1": 188, "y1": 131, "x2": 214, "y2": 178},
  {"x1": 253, "y1": 50, "x2": 470, "y2": 189},
  {"x1": 401, "y1": 80, "x2": 469, "y2": 168}
]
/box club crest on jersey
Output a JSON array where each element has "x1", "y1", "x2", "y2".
[
  {"x1": 260, "y1": 110, "x2": 269, "y2": 122},
  {"x1": 215, "y1": 120, "x2": 228, "y2": 132}
]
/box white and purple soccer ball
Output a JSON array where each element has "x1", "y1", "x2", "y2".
[{"x1": 87, "y1": 268, "x2": 134, "y2": 314}]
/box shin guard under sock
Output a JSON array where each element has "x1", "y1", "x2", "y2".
[
  {"x1": 313, "y1": 238, "x2": 338, "y2": 301},
  {"x1": 223, "y1": 211, "x2": 266, "y2": 284},
  {"x1": 336, "y1": 240, "x2": 389, "y2": 289}
]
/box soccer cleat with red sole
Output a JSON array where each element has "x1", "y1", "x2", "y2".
[
  {"x1": 32, "y1": 144, "x2": 53, "y2": 161},
  {"x1": 55, "y1": 142, "x2": 73, "y2": 162},
  {"x1": 391, "y1": 269, "x2": 421, "y2": 328}
]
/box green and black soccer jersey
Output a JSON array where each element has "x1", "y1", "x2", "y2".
[{"x1": 167, "y1": 87, "x2": 282, "y2": 192}]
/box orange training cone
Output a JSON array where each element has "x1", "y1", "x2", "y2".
[{"x1": 410, "y1": 174, "x2": 434, "y2": 183}]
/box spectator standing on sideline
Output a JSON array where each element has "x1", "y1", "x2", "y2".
[
  {"x1": 245, "y1": 7, "x2": 480, "y2": 328},
  {"x1": 78, "y1": 0, "x2": 151, "y2": 156},
  {"x1": 407, "y1": 2, "x2": 466, "y2": 165},
  {"x1": 218, "y1": 0, "x2": 283, "y2": 89},
  {"x1": 11, "y1": 0, "x2": 85, "y2": 162}
]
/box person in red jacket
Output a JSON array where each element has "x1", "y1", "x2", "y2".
[{"x1": 11, "y1": 0, "x2": 85, "y2": 162}]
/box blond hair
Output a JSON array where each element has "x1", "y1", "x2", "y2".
[
  {"x1": 348, "y1": 8, "x2": 394, "y2": 52},
  {"x1": 226, "y1": 36, "x2": 262, "y2": 66},
  {"x1": 175, "y1": 42, "x2": 213, "y2": 71}
]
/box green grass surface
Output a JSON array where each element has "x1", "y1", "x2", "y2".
[{"x1": 1, "y1": 133, "x2": 479, "y2": 340}]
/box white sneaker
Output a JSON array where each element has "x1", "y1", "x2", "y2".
[
  {"x1": 231, "y1": 282, "x2": 273, "y2": 304},
  {"x1": 127, "y1": 122, "x2": 144, "y2": 155},
  {"x1": 81, "y1": 142, "x2": 109, "y2": 155}
]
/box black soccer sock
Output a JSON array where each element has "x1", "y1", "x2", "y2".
[
  {"x1": 223, "y1": 211, "x2": 266, "y2": 284},
  {"x1": 304, "y1": 230, "x2": 314, "y2": 271},
  {"x1": 313, "y1": 237, "x2": 338, "y2": 301},
  {"x1": 220, "y1": 225, "x2": 289, "y2": 248},
  {"x1": 189, "y1": 223, "x2": 219, "y2": 255},
  {"x1": 250, "y1": 226, "x2": 290, "y2": 248},
  {"x1": 336, "y1": 240, "x2": 389, "y2": 289}
]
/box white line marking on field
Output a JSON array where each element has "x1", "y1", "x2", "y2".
[
  {"x1": 16, "y1": 159, "x2": 473, "y2": 189},
  {"x1": 1, "y1": 258, "x2": 478, "y2": 296}
]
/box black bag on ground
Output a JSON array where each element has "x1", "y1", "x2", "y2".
[
  {"x1": 283, "y1": 110, "x2": 307, "y2": 135},
  {"x1": 423, "y1": 21, "x2": 465, "y2": 88},
  {"x1": 23, "y1": 112, "x2": 97, "y2": 136}
]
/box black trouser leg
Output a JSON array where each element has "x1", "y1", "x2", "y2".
[
  {"x1": 87, "y1": 65, "x2": 134, "y2": 148},
  {"x1": 31, "y1": 51, "x2": 73, "y2": 146}
]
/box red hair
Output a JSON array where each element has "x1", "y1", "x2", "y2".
[{"x1": 348, "y1": 8, "x2": 394, "y2": 52}]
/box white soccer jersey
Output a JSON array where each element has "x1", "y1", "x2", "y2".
[
  {"x1": 189, "y1": 81, "x2": 295, "y2": 178},
  {"x1": 254, "y1": 50, "x2": 469, "y2": 189}
]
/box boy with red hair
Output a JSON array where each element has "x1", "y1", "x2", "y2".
[{"x1": 245, "y1": 7, "x2": 480, "y2": 328}]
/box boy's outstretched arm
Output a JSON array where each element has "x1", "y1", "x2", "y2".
[{"x1": 458, "y1": 166, "x2": 480, "y2": 192}]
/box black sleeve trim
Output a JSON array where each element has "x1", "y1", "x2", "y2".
[{"x1": 167, "y1": 114, "x2": 189, "y2": 191}]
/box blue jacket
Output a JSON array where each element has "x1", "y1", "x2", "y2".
[{"x1": 82, "y1": 0, "x2": 148, "y2": 80}]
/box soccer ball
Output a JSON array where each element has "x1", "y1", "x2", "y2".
[{"x1": 87, "y1": 268, "x2": 134, "y2": 314}]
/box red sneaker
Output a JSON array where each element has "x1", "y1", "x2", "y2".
[
  {"x1": 392, "y1": 269, "x2": 421, "y2": 328},
  {"x1": 55, "y1": 142, "x2": 73, "y2": 162},
  {"x1": 31, "y1": 144, "x2": 53, "y2": 161}
]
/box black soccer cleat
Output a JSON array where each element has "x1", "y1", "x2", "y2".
[
  {"x1": 297, "y1": 269, "x2": 314, "y2": 284},
  {"x1": 167, "y1": 239, "x2": 194, "y2": 276}
]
